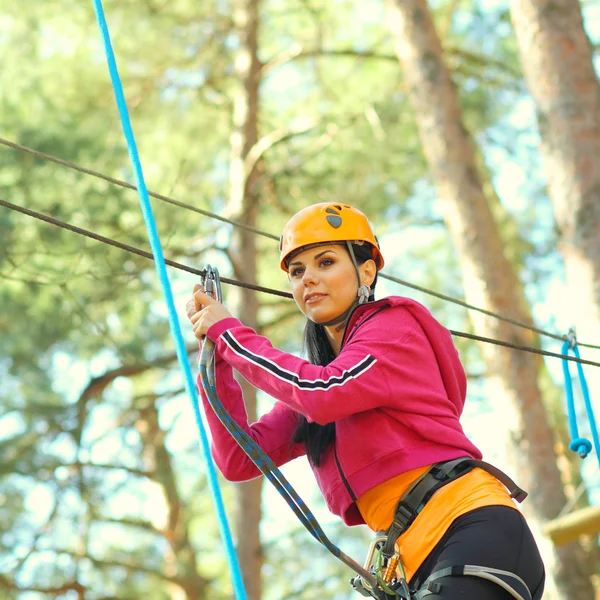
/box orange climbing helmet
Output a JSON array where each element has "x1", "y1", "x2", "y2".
[{"x1": 279, "y1": 203, "x2": 384, "y2": 271}]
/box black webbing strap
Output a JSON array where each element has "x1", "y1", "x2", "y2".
[
  {"x1": 380, "y1": 458, "x2": 527, "y2": 558},
  {"x1": 466, "y1": 459, "x2": 528, "y2": 503}
]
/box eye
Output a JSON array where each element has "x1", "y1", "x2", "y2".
[
  {"x1": 290, "y1": 266, "x2": 304, "y2": 278},
  {"x1": 320, "y1": 258, "x2": 334, "y2": 268}
]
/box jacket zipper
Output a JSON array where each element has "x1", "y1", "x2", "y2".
[
  {"x1": 334, "y1": 302, "x2": 391, "y2": 502},
  {"x1": 334, "y1": 444, "x2": 357, "y2": 501}
]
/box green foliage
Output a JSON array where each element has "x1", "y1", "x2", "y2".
[{"x1": 0, "y1": 0, "x2": 571, "y2": 597}]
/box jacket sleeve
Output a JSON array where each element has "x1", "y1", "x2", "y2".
[
  {"x1": 196, "y1": 339, "x2": 306, "y2": 482},
  {"x1": 205, "y1": 313, "x2": 412, "y2": 425}
]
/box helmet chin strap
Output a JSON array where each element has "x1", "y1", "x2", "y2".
[{"x1": 312, "y1": 241, "x2": 370, "y2": 332}]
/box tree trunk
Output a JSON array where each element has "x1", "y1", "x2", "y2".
[
  {"x1": 140, "y1": 402, "x2": 209, "y2": 599},
  {"x1": 386, "y1": 1, "x2": 596, "y2": 598},
  {"x1": 509, "y1": 0, "x2": 600, "y2": 449},
  {"x1": 227, "y1": 0, "x2": 264, "y2": 598}
]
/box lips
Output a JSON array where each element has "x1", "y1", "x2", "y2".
[{"x1": 304, "y1": 293, "x2": 327, "y2": 304}]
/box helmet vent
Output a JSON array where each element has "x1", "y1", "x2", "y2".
[{"x1": 326, "y1": 215, "x2": 342, "y2": 228}]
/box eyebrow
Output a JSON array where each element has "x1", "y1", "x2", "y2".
[{"x1": 289, "y1": 249, "x2": 337, "y2": 267}]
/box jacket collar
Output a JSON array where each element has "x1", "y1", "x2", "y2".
[{"x1": 340, "y1": 297, "x2": 393, "y2": 349}]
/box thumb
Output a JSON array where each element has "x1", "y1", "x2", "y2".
[{"x1": 192, "y1": 284, "x2": 204, "y2": 310}]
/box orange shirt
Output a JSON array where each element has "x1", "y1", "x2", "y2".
[{"x1": 356, "y1": 465, "x2": 518, "y2": 582}]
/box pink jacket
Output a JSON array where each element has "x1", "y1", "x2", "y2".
[{"x1": 197, "y1": 296, "x2": 482, "y2": 526}]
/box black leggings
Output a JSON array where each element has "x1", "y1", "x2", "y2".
[{"x1": 410, "y1": 506, "x2": 545, "y2": 599}]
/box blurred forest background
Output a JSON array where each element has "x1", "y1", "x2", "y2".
[{"x1": 1, "y1": 0, "x2": 600, "y2": 598}]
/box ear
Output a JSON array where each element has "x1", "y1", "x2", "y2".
[{"x1": 360, "y1": 259, "x2": 377, "y2": 288}]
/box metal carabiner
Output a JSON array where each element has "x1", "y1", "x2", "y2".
[
  {"x1": 202, "y1": 264, "x2": 222, "y2": 303},
  {"x1": 566, "y1": 326, "x2": 577, "y2": 350},
  {"x1": 198, "y1": 264, "x2": 222, "y2": 378},
  {"x1": 350, "y1": 532, "x2": 410, "y2": 599}
]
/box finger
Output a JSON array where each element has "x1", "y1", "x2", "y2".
[
  {"x1": 190, "y1": 310, "x2": 205, "y2": 324},
  {"x1": 193, "y1": 284, "x2": 205, "y2": 310},
  {"x1": 193, "y1": 320, "x2": 206, "y2": 337},
  {"x1": 194, "y1": 289, "x2": 217, "y2": 306},
  {"x1": 186, "y1": 302, "x2": 199, "y2": 319},
  {"x1": 192, "y1": 310, "x2": 206, "y2": 327}
]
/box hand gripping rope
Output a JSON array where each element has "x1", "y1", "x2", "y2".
[
  {"x1": 198, "y1": 266, "x2": 395, "y2": 597},
  {"x1": 561, "y1": 328, "x2": 600, "y2": 467},
  {"x1": 91, "y1": 3, "x2": 247, "y2": 597}
]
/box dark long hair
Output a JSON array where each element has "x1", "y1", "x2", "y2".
[{"x1": 291, "y1": 243, "x2": 379, "y2": 466}]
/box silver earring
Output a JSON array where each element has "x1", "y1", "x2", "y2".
[{"x1": 357, "y1": 284, "x2": 370, "y2": 305}]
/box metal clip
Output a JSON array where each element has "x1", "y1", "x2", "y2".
[
  {"x1": 567, "y1": 326, "x2": 577, "y2": 350},
  {"x1": 349, "y1": 532, "x2": 408, "y2": 599},
  {"x1": 201, "y1": 264, "x2": 222, "y2": 302}
]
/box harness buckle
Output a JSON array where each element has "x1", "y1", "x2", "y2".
[
  {"x1": 426, "y1": 581, "x2": 442, "y2": 594},
  {"x1": 429, "y1": 466, "x2": 447, "y2": 481},
  {"x1": 392, "y1": 503, "x2": 415, "y2": 531}
]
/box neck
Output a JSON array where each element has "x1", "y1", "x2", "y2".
[
  {"x1": 324, "y1": 323, "x2": 344, "y2": 356},
  {"x1": 323, "y1": 299, "x2": 361, "y2": 355}
]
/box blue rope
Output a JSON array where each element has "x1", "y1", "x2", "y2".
[
  {"x1": 90, "y1": 3, "x2": 247, "y2": 598},
  {"x1": 561, "y1": 339, "x2": 600, "y2": 467}
]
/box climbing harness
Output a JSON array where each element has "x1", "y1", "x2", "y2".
[
  {"x1": 379, "y1": 458, "x2": 527, "y2": 559},
  {"x1": 411, "y1": 566, "x2": 533, "y2": 600},
  {"x1": 350, "y1": 458, "x2": 531, "y2": 600},
  {"x1": 561, "y1": 328, "x2": 600, "y2": 466}
]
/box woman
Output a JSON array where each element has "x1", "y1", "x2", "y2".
[{"x1": 186, "y1": 203, "x2": 545, "y2": 599}]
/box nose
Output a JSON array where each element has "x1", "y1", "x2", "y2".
[{"x1": 302, "y1": 265, "x2": 318, "y2": 285}]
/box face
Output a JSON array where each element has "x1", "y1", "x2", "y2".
[{"x1": 287, "y1": 244, "x2": 375, "y2": 323}]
